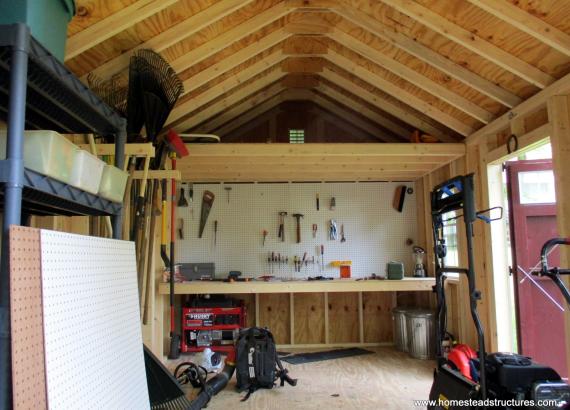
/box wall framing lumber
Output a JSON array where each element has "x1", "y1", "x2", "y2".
[
  {"x1": 546, "y1": 95, "x2": 570, "y2": 373},
  {"x1": 467, "y1": 73, "x2": 570, "y2": 146}
]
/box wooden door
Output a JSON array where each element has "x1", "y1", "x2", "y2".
[{"x1": 506, "y1": 159, "x2": 568, "y2": 378}]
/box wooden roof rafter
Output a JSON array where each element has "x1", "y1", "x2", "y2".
[
  {"x1": 377, "y1": 0, "x2": 555, "y2": 88},
  {"x1": 65, "y1": 0, "x2": 179, "y2": 61},
  {"x1": 174, "y1": 72, "x2": 287, "y2": 132},
  {"x1": 328, "y1": 29, "x2": 494, "y2": 124},
  {"x1": 313, "y1": 83, "x2": 414, "y2": 139},
  {"x1": 208, "y1": 84, "x2": 411, "y2": 142},
  {"x1": 332, "y1": 1, "x2": 523, "y2": 108},
  {"x1": 81, "y1": 0, "x2": 256, "y2": 81},
  {"x1": 465, "y1": 0, "x2": 570, "y2": 57},
  {"x1": 68, "y1": 0, "x2": 570, "y2": 145}
]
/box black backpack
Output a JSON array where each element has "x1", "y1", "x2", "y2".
[{"x1": 235, "y1": 327, "x2": 297, "y2": 401}]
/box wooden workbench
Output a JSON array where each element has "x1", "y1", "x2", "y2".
[
  {"x1": 158, "y1": 277, "x2": 434, "y2": 294},
  {"x1": 157, "y1": 278, "x2": 434, "y2": 350}
]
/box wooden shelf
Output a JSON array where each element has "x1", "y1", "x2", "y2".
[
  {"x1": 158, "y1": 277, "x2": 435, "y2": 295},
  {"x1": 178, "y1": 143, "x2": 465, "y2": 182}
]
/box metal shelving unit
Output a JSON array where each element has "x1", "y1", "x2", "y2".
[{"x1": 0, "y1": 23, "x2": 127, "y2": 409}]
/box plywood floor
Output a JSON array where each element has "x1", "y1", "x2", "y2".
[{"x1": 170, "y1": 347, "x2": 434, "y2": 410}]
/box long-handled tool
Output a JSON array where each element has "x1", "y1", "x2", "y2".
[
  {"x1": 320, "y1": 245, "x2": 325, "y2": 272},
  {"x1": 292, "y1": 213, "x2": 304, "y2": 243},
  {"x1": 199, "y1": 191, "x2": 215, "y2": 238},
  {"x1": 278, "y1": 211, "x2": 287, "y2": 242},
  {"x1": 166, "y1": 130, "x2": 189, "y2": 360}
]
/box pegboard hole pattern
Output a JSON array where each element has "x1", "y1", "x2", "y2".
[
  {"x1": 40, "y1": 231, "x2": 149, "y2": 410},
  {"x1": 175, "y1": 182, "x2": 418, "y2": 279},
  {"x1": 9, "y1": 226, "x2": 47, "y2": 410}
]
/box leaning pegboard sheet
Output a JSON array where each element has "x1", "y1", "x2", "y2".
[
  {"x1": 39, "y1": 231, "x2": 150, "y2": 410},
  {"x1": 175, "y1": 181, "x2": 418, "y2": 279},
  {"x1": 9, "y1": 226, "x2": 47, "y2": 410}
]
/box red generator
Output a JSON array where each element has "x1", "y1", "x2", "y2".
[{"x1": 181, "y1": 296, "x2": 246, "y2": 362}]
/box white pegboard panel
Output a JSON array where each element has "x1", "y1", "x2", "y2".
[
  {"x1": 40, "y1": 231, "x2": 150, "y2": 410},
  {"x1": 175, "y1": 182, "x2": 418, "y2": 279}
]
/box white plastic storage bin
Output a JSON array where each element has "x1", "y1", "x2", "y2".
[
  {"x1": 69, "y1": 150, "x2": 105, "y2": 194},
  {"x1": 98, "y1": 165, "x2": 129, "y2": 203},
  {"x1": 0, "y1": 130, "x2": 78, "y2": 184}
]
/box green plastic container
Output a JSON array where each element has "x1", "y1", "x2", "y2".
[{"x1": 0, "y1": 0, "x2": 75, "y2": 61}]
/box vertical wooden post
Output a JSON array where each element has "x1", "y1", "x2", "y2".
[
  {"x1": 255, "y1": 293, "x2": 260, "y2": 327},
  {"x1": 477, "y1": 143, "x2": 499, "y2": 351},
  {"x1": 358, "y1": 292, "x2": 364, "y2": 343},
  {"x1": 289, "y1": 293, "x2": 295, "y2": 345},
  {"x1": 423, "y1": 174, "x2": 434, "y2": 276},
  {"x1": 324, "y1": 292, "x2": 330, "y2": 345},
  {"x1": 547, "y1": 95, "x2": 570, "y2": 372}
]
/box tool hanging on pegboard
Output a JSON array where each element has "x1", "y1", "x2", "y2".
[
  {"x1": 178, "y1": 184, "x2": 188, "y2": 207},
  {"x1": 199, "y1": 190, "x2": 215, "y2": 238},
  {"x1": 262, "y1": 229, "x2": 268, "y2": 246},
  {"x1": 278, "y1": 211, "x2": 287, "y2": 242},
  {"x1": 178, "y1": 218, "x2": 184, "y2": 239},
  {"x1": 329, "y1": 219, "x2": 338, "y2": 240},
  {"x1": 292, "y1": 213, "x2": 304, "y2": 243},
  {"x1": 224, "y1": 186, "x2": 232, "y2": 204}
]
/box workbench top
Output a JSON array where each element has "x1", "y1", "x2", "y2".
[{"x1": 157, "y1": 277, "x2": 435, "y2": 294}]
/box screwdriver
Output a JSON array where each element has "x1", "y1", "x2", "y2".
[{"x1": 321, "y1": 245, "x2": 324, "y2": 271}]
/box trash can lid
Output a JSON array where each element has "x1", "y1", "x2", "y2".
[
  {"x1": 405, "y1": 309, "x2": 435, "y2": 318},
  {"x1": 392, "y1": 306, "x2": 410, "y2": 313}
]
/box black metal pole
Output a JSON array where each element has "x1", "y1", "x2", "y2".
[
  {"x1": 463, "y1": 175, "x2": 487, "y2": 401},
  {"x1": 0, "y1": 23, "x2": 30, "y2": 410},
  {"x1": 112, "y1": 125, "x2": 126, "y2": 240}
]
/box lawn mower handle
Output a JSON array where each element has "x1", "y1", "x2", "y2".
[
  {"x1": 540, "y1": 237, "x2": 570, "y2": 274},
  {"x1": 535, "y1": 238, "x2": 570, "y2": 307}
]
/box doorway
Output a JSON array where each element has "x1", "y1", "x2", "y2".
[{"x1": 505, "y1": 159, "x2": 568, "y2": 378}]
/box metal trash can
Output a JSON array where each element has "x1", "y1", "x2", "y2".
[
  {"x1": 392, "y1": 307, "x2": 410, "y2": 352},
  {"x1": 406, "y1": 310, "x2": 436, "y2": 360}
]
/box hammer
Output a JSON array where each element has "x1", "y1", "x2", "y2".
[{"x1": 292, "y1": 213, "x2": 304, "y2": 243}]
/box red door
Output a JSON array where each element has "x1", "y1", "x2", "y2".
[{"x1": 506, "y1": 159, "x2": 567, "y2": 378}]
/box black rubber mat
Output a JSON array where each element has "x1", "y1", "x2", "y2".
[{"x1": 280, "y1": 348, "x2": 373, "y2": 365}]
